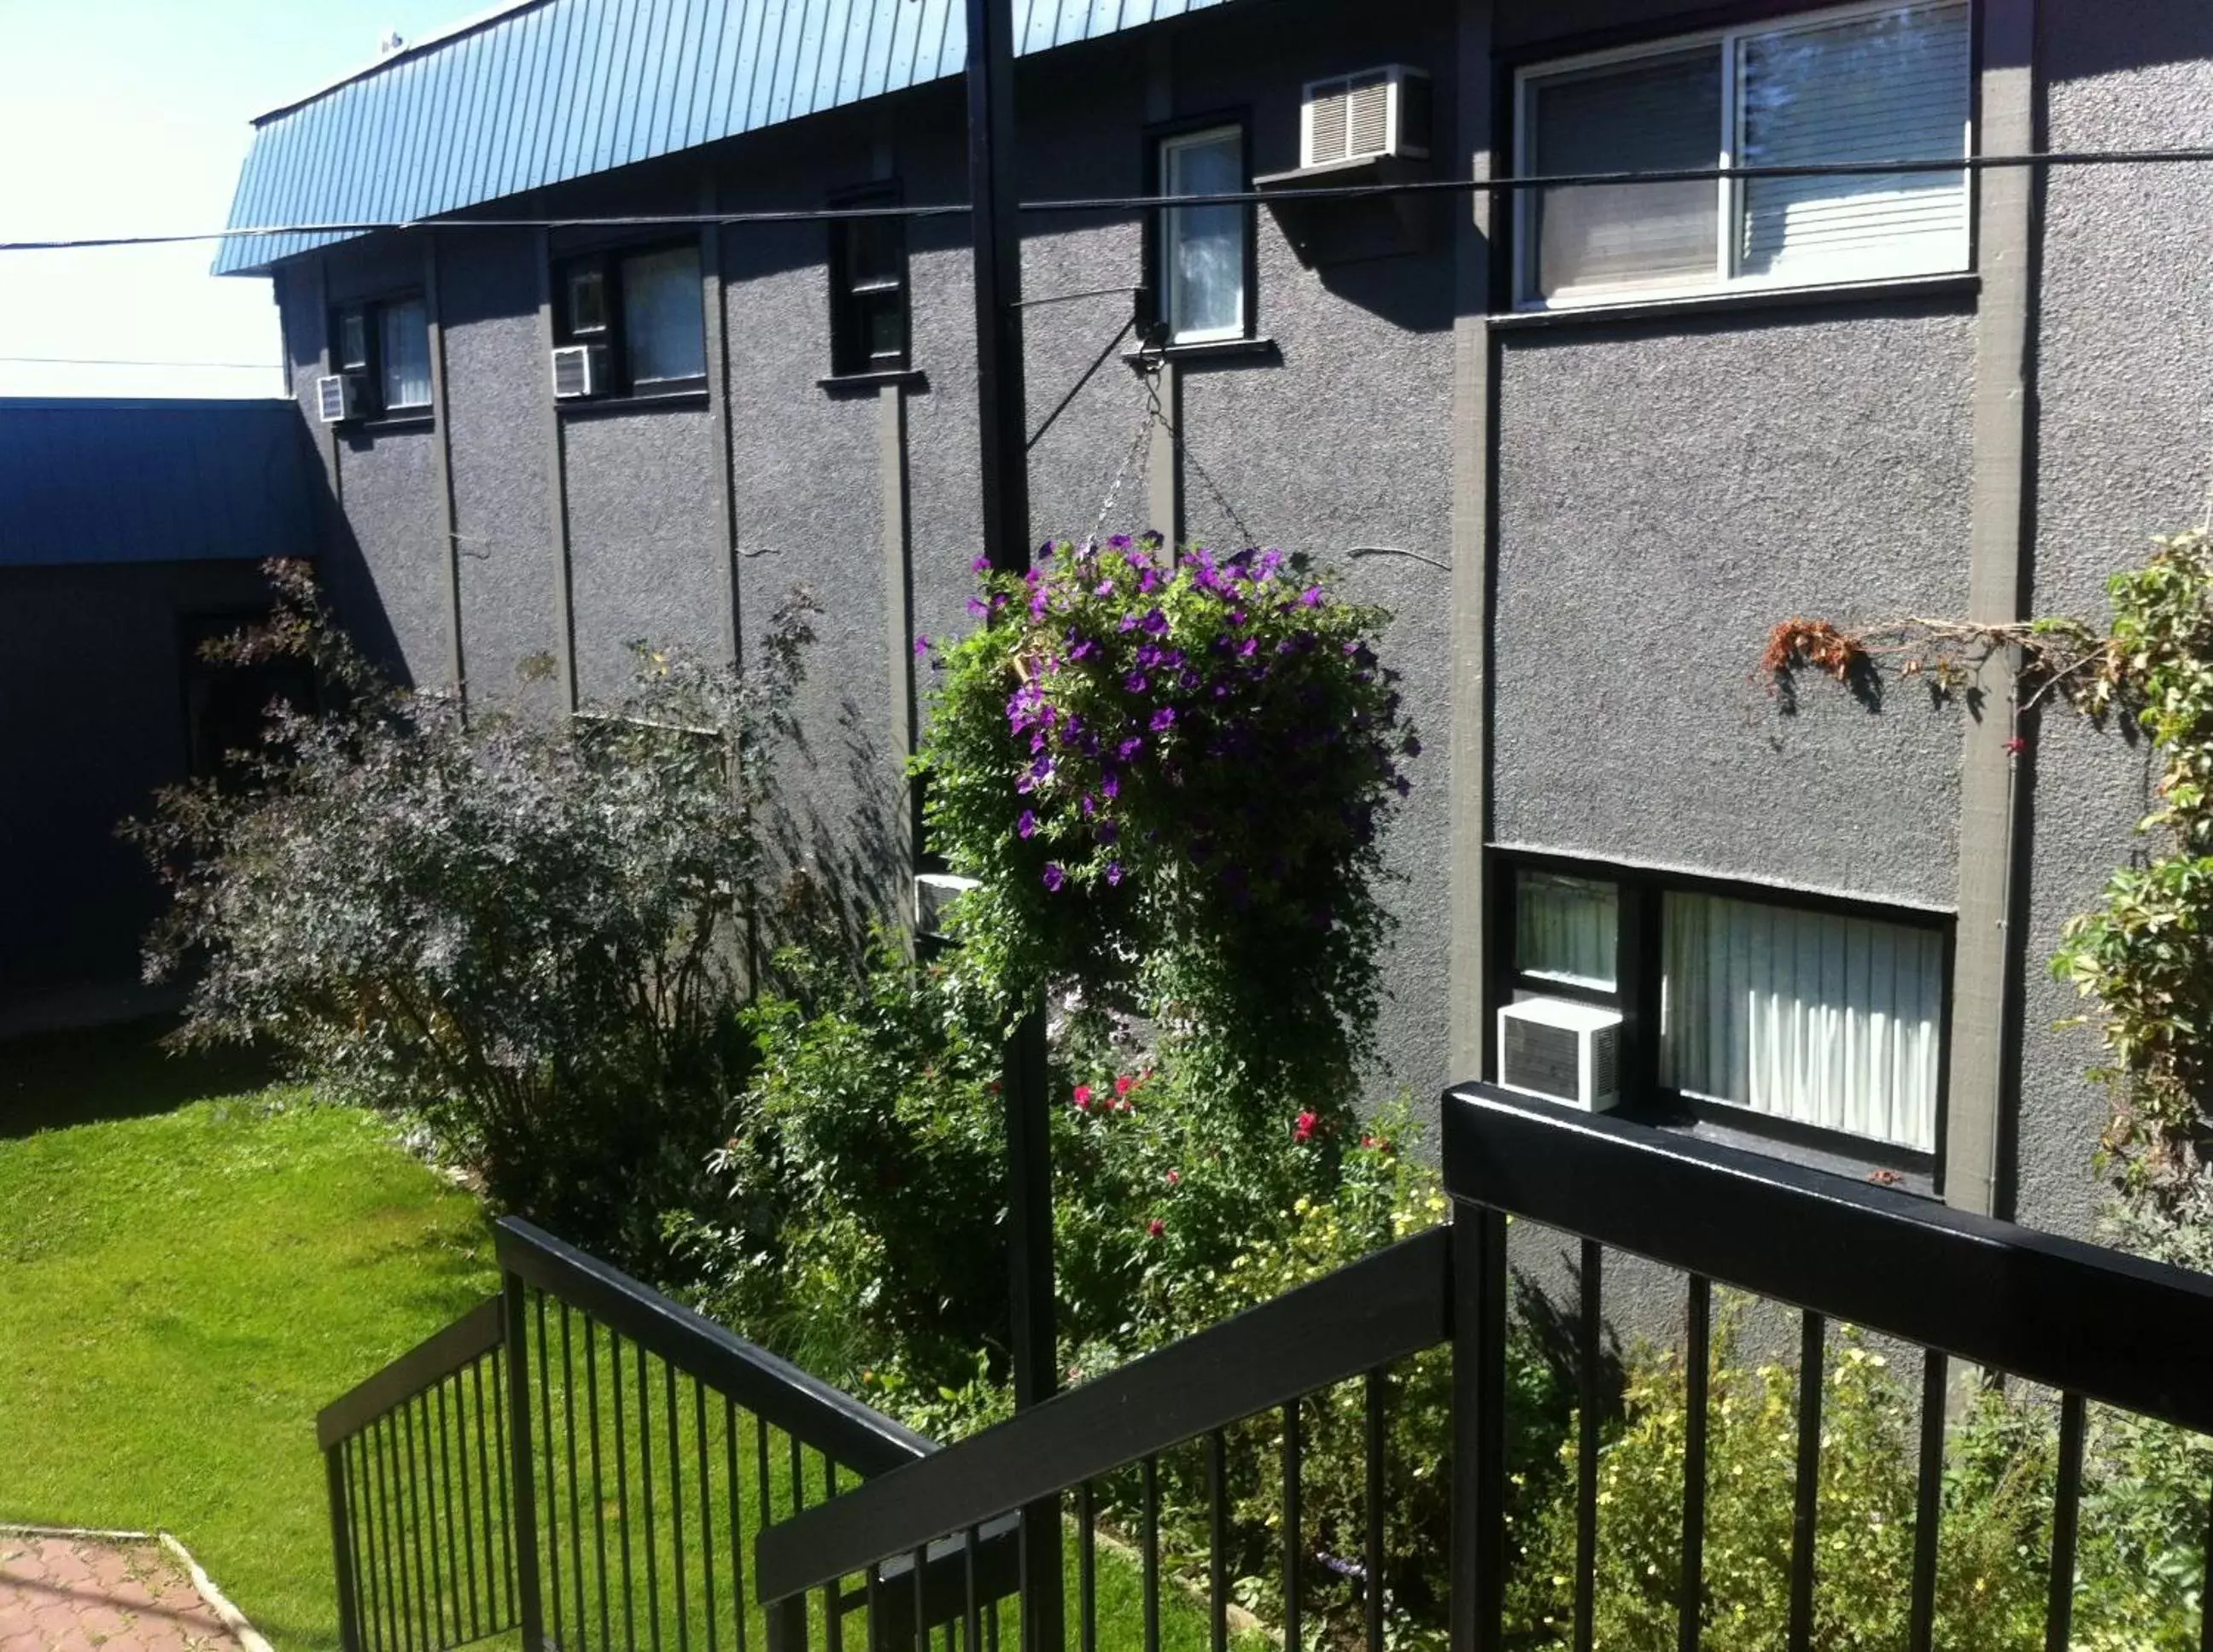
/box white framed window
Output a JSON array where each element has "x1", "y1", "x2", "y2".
[
  {"x1": 1514, "y1": 0, "x2": 1971, "y2": 309},
  {"x1": 1158, "y1": 126, "x2": 1249, "y2": 344},
  {"x1": 378, "y1": 297, "x2": 432, "y2": 412}
]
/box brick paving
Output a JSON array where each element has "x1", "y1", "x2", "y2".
[{"x1": 0, "y1": 1535, "x2": 247, "y2": 1652}]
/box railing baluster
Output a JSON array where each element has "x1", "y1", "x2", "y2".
[
  {"x1": 403, "y1": 1402, "x2": 434, "y2": 1650},
  {"x1": 1206, "y1": 1433, "x2": 1228, "y2": 1652},
  {"x1": 1452, "y1": 1205, "x2": 1509, "y2": 1652},
  {"x1": 1078, "y1": 1479, "x2": 1098, "y2": 1652},
  {"x1": 668, "y1": 1359, "x2": 691, "y2": 1652},
  {"x1": 329, "y1": 1442, "x2": 363, "y2": 1652},
  {"x1": 614, "y1": 1329, "x2": 639, "y2": 1652},
  {"x1": 434, "y1": 1381, "x2": 461, "y2": 1647},
  {"x1": 564, "y1": 1306, "x2": 588, "y2": 1649},
  {"x1": 1365, "y1": 1369, "x2": 1386, "y2": 1652},
  {"x1": 490, "y1": 1344, "x2": 517, "y2": 1626},
  {"x1": 1283, "y1": 1400, "x2": 1303, "y2": 1652},
  {"x1": 371, "y1": 1415, "x2": 403, "y2": 1652},
  {"x1": 500, "y1": 1275, "x2": 546, "y2": 1652},
  {"x1": 965, "y1": 1526, "x2": 983, "y2": 1652},
  {"x1": 911, "y1": 1545, "x2": 928, "y2": 1652},
  {"x1": 2047, "y1": 1392, "x2": 2086, "y2": 1652},
  {"x1": 454, "y1": 1369, "x2": 482, "y2": 1642},
  {"x1": 342, "y1": 1434, "x2": 380, "y2": 1652},
  {"x1": 470, "y1": 1354, "x2": 502, "y2": 1628},
  {"x1": 756, "y1": 1414, "x2": 773, "y2": 1532},
  {"x1": 1787, "y1": 1312, "x2": 1825, "y2": 1652},
  {"x1": 639, "y1": 1340, "x2": 663, "y2": 1652},
  {"x1": 726, "y1": 1397, "x2": 748, "y2": 1652},
  {"x1": 1679, "y1": 1275, "x2": 1709, "y2": 1652},
  {"x1": 824, "y1": 1459, "x2": 844, "y2": 1652},
  {"x1": 589, "y1": 1320, "x2": 615, "y2": 1652},
  {"x1": 1142, "y1": 1454, "x2": 1161, "y2": 1652},
  {"x1": 1574, "y1": 1240, "x2": 1601, "y2": 1652},
  {"x1": 537, "y1": 1293, "x2": 567, "y2": 1652},
  {"x1": 1908, "y1": 1351, "x2": 1947, "y2": 1652},
  {"x1": 698, "y1": 1381, "x2": 717, "y2": 1652}
]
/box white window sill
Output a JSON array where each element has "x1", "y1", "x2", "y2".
[{"x1": 1490, "y1": 270, "x2": 1977, "y2": 330}]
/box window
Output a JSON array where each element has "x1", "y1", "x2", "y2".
[
  {"x1": 1514, "y1": 1, "x2": 1971, "y2": 308},
  {"x1": 1498, "y1": 859, "x2": 1947, "y2": 1159},
  {"x1": 330, "y1": 295, "x2": 430, "y2": 419},
  {"x1": 555, "y1": 242, "x2": 708, "y2": 397},
  {"x1": 1156, "y1": 125, "x2": 1252, "y2": 344},
  {"x1": 829, "y1": 187, "x2": 909, "y2": 377}
]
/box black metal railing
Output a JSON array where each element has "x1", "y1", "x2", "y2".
[
  {"x1": 755, "y1": 1227, "x2": 1453, "y2": 1652},
  {"x1": 755, "y1": 1084, "x2": 2213, "y2": 1652},
  {"x1": 320, "y1": 1215, "x2": 1013, "y2": 1652}
]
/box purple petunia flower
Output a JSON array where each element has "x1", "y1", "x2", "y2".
[
  {"x1": 1150, "y1": 706, "x2": 1176, "y2": 733},
  {"x1": 1299, "y1": 586, "x2": 1323, "y2": 608},
  {"x1": 1118, "y1": 736, "x2": 1144, "y2": 762},
  {"x1": 1095, "y1": 580, "x2": 1115, "y2": 597},
  {"x1": 1124, "y1": 672, "x2": 1148, "y2": 694},
  {"x1": 967, "y1": 597, "x2": 989, "y2": 618},
  {"x1": 1105, "y1": 861, "x2": 1124, "y2": 886},
  {"x1": 1042, "y1": 863, "x2": 1066, "y2": 892},
  {"x1": 1018, "y1": 809, "x2": 1038, "y2": 839},
  {"x1": 914, "y1": 634, "x2": 931, "y2": 657},
  {"x1": 1108, "y1": 534, "x2": 1133, "y2": 551},
  {"x1": 1100, "y1": 770, "x2": 1120, "y2": 800},
  {"x1": 1071, "y1": 638, "x2": 1097, "y2": 661},
  {"x1": 972, "y1": 554, "x2": 992, "y2": 575},
  {"x1": 1140, "y1": 608, "x2": 1169, "y2": 635}
]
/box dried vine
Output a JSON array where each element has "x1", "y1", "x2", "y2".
[{"x1": 1762, "y1": 532, "x2": 2213, "y2": 1200}]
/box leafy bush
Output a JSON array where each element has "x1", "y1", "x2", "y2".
[
  {"x1": 915, "y1": 536, "x2": 1414, "y2": 1100},
  {"x1": 131, "y1": 560, "x2": 815, "y2": 1270}
]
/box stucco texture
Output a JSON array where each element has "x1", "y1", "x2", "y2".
[{"x1": 1492, "y1": 303, "x2": 1975, "y2": 911}]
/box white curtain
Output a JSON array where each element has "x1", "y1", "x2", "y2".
[
  {"x1": 1661, "y1": 891, "x2": 1941, "y2": 1152},
  {"x1": 1164, "y1": 129, "x2": 1244, "y2": 342},
  {"x1": 622, "y1": 245, "x2": 706, "y2": 384},
  {"x1": 1526, "y1": 48, "x2": 1722, "y2": 300},
  {"x1": 379, "y1": 298, "x2": 431, "y2": 410},
  {"x1": 1515, "y1": 872, "x2": 1619, "y2": 991},
  {"x1": 1737, "y1": 3, "x2": 1971, "y2": 283}
]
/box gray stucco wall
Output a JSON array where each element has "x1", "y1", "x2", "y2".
[
  {"x1": 1492, "y1": 302, "x2": 1975, "y2": 911},
  {"x1": 2012, "y1": 3, "x2": 2213, "y2": 1237}
]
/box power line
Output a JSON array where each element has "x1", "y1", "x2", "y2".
[
  {"x1": 6, "y1": 146, "x2": 2213, "y2": 253},
  {"x1": 0, "y1": 353, "x2": 278, "y2": 370}
]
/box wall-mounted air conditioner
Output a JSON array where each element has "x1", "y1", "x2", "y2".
[
  {"x1": 551, "y1": 344, "x2": 610, "y2": 400},
  {"x1": 1300, "y1": 66, "x2": 1431, "y2": 168},
  {"x1": 1497, "y1": 996, "x2": 1622, "y2": 1113},
  {"x1": 315, "y1": 373, "x2": 365, "y2": 424}
]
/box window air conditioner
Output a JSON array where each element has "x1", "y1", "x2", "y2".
[
  {"x1": 1497, "y1": 996, "x2": 1622, "y2": 1112},
  {"x1": 315, "y1": 373, "x2": 365, "y2": 424},
  {"x1": 551, "y1": 344, "x2": 610, "y2": 400},
  {"x1": 1301, "y1": 66, "x2": 1431, "y2": 167}
]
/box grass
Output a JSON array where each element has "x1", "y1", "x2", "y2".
[
  {"x1": 0, "y1": 1025, "x2": 499, "y2": 1652},
  {"x1": 0, "y1": 1028, "x2": 1258, "y2": 1652}
]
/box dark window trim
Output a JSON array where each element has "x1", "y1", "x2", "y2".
[
  {"x1": 827, "y1": 180, "x2": 912, "y2": 379},
  {"x1": 1489, "y1": 847, "x2": 1953, "y2": 1183},
  {"x1": 552, "y1": 236, "x2": 709, "y2": 400},
  {"x1": 1139, "y1": 108, "x2": 1258, "y2": 349},
  {"x1": 327, "y1": 288, "x2": 432, "y2": 423}
]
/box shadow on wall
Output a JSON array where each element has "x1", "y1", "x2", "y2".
[{"x1": 760, "y1": 691, "x2": 909, "y2": 967}]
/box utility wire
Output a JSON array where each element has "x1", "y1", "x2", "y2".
[
  {"x1": 7, "y1": 146, "x2": 2213, "y2": 252},
  {"x1": 0, "y1": 353, "x2": 279, "y2": 370}
]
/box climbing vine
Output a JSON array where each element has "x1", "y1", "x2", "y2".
[{"x1": 1764, "y1": 531, "x2": 2213, "y2": 1199}]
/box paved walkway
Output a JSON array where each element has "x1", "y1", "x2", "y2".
[{"x1": 0, "y1": 1534, "x2": 247, "y2": 1652}]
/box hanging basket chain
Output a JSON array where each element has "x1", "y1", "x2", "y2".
[{"x1": 1089, "y1": 360, "x2": 1159, "y2": 547}]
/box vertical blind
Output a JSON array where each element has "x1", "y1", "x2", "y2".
[
  {"x1": 622, "y1": 245, "x2": 707, "y2": 384},
  {"x1": 1515, "y1": 872, "x2": 1620, "y2": 990},
  {"x1": 379, "y1": 298, "x2": 432, "y2": 410},
  {"x1": 1661, "y1": 890, "x2": 1942, "y2": 1153},
  {"x1": 1737, "y1": 4, "x2": 1971, "y2": 282},
  {"x1": 1162, "y1": 128, "x2": 1245, "y2": 342}
]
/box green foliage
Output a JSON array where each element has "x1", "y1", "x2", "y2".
[
  {"x1": 129, "y1": 559, "x2": 815, "y2": 1270},
  {"x1": 914, "y1": 537, "x2": 1413, "y2": 1101}
]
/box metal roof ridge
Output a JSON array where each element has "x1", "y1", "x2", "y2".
[{"x1": 248, "y1": 0, "x2": 556, "y2": 126}]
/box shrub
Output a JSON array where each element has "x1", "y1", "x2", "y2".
[
  {"x1": 915, "y1": 536, "x2": 1415, "y2": 1101},
  {"x1": 131, "y1": 560, "x2": 815, "y2": 1271}
]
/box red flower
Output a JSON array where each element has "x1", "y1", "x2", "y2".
[
  {"x1": 1294, "y1": 1110, "x2": 1319, "y2": 1144},
  {"x1": 1114, "y1": 1074, "x2": 1136, "y2": 1097},
  {"x1": 1165, "y1": 1169, "x2": 1182, "y2": 1185},
  {"x1": 2004, "y1": 735, "x2": 2028, "y2": 756},
  {"x1": 1147, "y1": 1217, "x2": 1166, "y2": 1237},
  {"x1": 1073, "y1": 1084, "x2": 1092, "y2": 1111}
]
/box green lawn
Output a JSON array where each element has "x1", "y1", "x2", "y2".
[
  {"x1": 0, "y1": 1029, "x2": 1256, "y2": 1652},
  {"x1": 0, "y1": 1026, "x2": 499, "y2": 1652}
]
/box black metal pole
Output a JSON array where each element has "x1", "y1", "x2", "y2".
[{"x1": 964, "y1": 1, "x2": 1061, "y2": 1648}]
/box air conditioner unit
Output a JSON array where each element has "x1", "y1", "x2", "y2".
[
  {"x1": 315, "y1": 373, "x2": 365, "y2": 424},
  {"x1": 1497, "y1": 996, "x2": 1622, "y2": 1113},
  {"x1": 1301, "y1": 66, "x2": 1431, "y2": 168},
  {"x1": 551, "y1": 343, "x2": 610, "y2": 400}
]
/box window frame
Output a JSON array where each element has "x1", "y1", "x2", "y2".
[
  {"x1": 1142, "y1": 113, "x2": 1258, "y2": 348},
  {"x1": 826, "y1": 182, "x2": 912, "y2": 378},
  {"x1": 1509, "y1": 0, "x2": 1974, "y2": 312},
  {"x1": 1490, "y1": 849, "x2": 1954, "y2": 1176},
  {"x1": 552, "y1": 237, "x2": 709, "y2": 401},
  {"x1": 327, "y1": 290, "x2": 432, "y2": 422}
]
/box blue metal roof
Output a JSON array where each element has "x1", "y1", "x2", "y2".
[
  {"x1": 0, "y1": 400, "x2": 317, "y2": 567},
  {"x1": 215, "y1": 0, "x2": 1240, "y2": 276}
]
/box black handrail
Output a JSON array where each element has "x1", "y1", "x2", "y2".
[
  {"x1": 754, "y1": 1223, "x2": 1452, "y2": 1602},
  {"x1": 318, "y1": 1296, "x2": 504, "y2": 1450},
  {"x1": 1444, "y1": 1086, "x2": 2213, "y2": 1434},
  {"x1": 494, "y1": 1217, "x2": 935, "y2": 1475}
]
